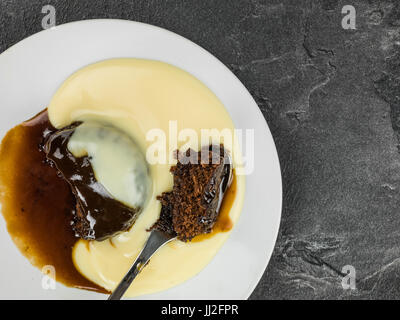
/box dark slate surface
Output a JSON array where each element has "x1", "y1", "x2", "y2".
[{"x1": 1, "y1": 0, "x2": 400, "y2": 300}]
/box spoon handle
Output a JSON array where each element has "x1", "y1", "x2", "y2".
[{"x1": 108, "y1": 230, "x2": 176, "y2": 300}]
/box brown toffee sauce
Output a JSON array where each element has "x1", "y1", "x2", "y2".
[
  {"x1": 191, "y1": 172, "x2": 236, "y2": 242},
  {"x1": 0, "y1": 108, "x2": 237, "y2": 293},
  {"x1": 0, "y1": 109, "x2": 106, "y2": 293}
]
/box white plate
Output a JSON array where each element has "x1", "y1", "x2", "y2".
[{"x1": 0, "y1": 19, "x2": 282, "y2": 300}]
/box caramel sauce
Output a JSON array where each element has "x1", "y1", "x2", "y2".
[
  {"x1": 192, "y1": 171, "x2": 237, "y2": 242},
  {"x1": 45, "y1": 123, "x2": 141, "y2": 241},
  {"x1": 0, "y1": 107, "x2": 237, "y2": 292},
  {"x1": 0, "y1": 109, "x2": 106, "y2": 293}
]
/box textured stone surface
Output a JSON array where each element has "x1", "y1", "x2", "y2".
[{"x1": 1, "y1": 0, "x2": 400, "y2": 299}]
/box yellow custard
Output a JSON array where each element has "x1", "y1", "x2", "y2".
[{"x1": 48, "y1": 58, "x2": 245, "y2": 297}]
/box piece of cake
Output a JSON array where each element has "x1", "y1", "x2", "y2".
[{"x1": 151, "y1": 145, "x2": 232, "y2": 241}]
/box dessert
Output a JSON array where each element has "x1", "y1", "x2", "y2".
[
  {"x1": 0, "y1": 58, "x2": 246, "y2": 297},
  {"x1": 151, "y1": 145, "x2": 232, "y2": 241}
]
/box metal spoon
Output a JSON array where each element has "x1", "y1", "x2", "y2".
[
  {"x1": 108, "y1": 156, "x2": 232, "y2": 300},
  {"x1": 108, "y1": 229, "x2": 176, "y2": 300}
]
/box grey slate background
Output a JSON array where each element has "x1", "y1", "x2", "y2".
[{"x1": 1, "y1": 0, "x2": 400, "y2": 300}]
